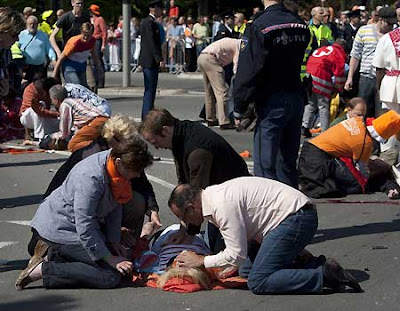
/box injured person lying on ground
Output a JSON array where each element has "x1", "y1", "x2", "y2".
[
  {"x1": 299, "y1": 110, "x2": 400, "y2": 199},
  {"x1": 130, "y1": 224, "x2": 326, "y2": 293},
  {"x1": 167, "y1": 178, "x2": 364, "y2": 294},
  {"x1": 129, "y1": 223, "x2": 243, "y2": 292}
]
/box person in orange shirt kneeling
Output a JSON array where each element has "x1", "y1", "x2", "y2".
[{"x1": 298, "y1": 109, "x2": 400, "y2": 198}]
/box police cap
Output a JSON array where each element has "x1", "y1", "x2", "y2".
[{"x1": 149, "y1": 0, "x2": 162, "y2": 9}]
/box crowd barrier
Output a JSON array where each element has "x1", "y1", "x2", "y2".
[{"x1": 105, "y1": 36, "x2": 214, "y2": 72}]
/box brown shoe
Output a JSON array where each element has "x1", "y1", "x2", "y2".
[
  {"x1": 33, "y1": 239, "x2": 49, "y2": 258},
  {"x1": 15, "y1": 255, "x2": 43, "y2": 291}
]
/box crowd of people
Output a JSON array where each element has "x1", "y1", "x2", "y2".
[{"x1": 1, "y1": 0, "x2": 400, "y2": 297}]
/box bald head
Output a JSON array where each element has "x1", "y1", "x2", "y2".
[
  {"x1": 26, "y1": 15, "x2": 38, "y2": 34},
  {"x1": 311, "y1": 6, "x2": 322, "y2": 17},
  {"x1": 311, "y1": 6, "x2": 324, "y2": 25},
  {"x1": 26, "y1": 15, "x2": 38, "y2": 24},
  {"x1": 168, "y1": 184, "x2": 200, "y2": 212}
]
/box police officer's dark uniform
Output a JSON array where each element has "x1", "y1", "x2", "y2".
[
  {"x1": 214, "y1": 23, "x2": 240, "y2": 41},
  {"x1": 233, "y1": 2, "x2": 310, "y2": 188}
]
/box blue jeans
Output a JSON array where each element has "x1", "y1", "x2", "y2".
[
  {"x1": 254, "y1": 91, "x2": 303, "y2": 188},
  {"x1": 142, "y1": 67, "x2": 159, "y2": 120},
  {"x1": 358, "y1": 75, "x2": 378, "y2": 117},
  {"x1": 240, "y1": 207, "x2": 322, "y2": 294},
  {"x1": 92, "y1": 39, "x2": 105, "y2": 87},
  {"x1": 196, "y1": 43, "x2": 208, "y2": 57},
  {"x1": 42, "y1": 242, "x2": 121, "y2": 289},
  {"x1": 63, "y1": 69, "x2": 88, "y2": 88}
]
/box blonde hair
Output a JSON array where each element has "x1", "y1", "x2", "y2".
[
  {"x1": 157, "y1": 266, "x2": 212, "y2": 290},
  {"x1": 0, "y1": 7, "x2": 25, "y2": 34},
  {"x1": 102, "y1": 114, "x2": 139, "y2": 143}
]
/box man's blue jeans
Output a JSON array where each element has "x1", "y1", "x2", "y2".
[
  {"x1": 254, "y1": 91, "x2": 303, "y2": 188},
  {"x1": 63, "y1": 68, "x2": 88, "y2": 88},
  {"x1": 142, "y1": 67, "x2": 159, "y2": 120},
  {"x1": 358, "y1": 75, "x2": 378, "y2": 117},
  {"x1": 240, "y1": 207, "x2": 323, "y2": 294}
]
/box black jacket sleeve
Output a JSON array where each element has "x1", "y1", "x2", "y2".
[
  {"x1": 130, "y1": 171, "x2": 159, "y2": 216},
  {"x1": 233, "y1": 22, "x2": 269, "y2": 115},
  {"x1": 139, "y1": 17, "x2": 162, "y2": 67}
]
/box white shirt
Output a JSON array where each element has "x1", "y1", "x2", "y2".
[
  {"x1": 372, "y1": 31, "x2": 400, "y2": 106},
  {"x1": 201, "y1": 177, "x2": 311, "y2": 268},
  {"x1": 64, "y1": 83, "x2": 111, "y2": 116}
]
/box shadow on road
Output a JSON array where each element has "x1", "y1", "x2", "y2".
[
  {"x1": 0, "y1": 194, "x2": 43, "y2": 208},
  {"x1": 0, "y1": 259, "x2": 28, "y2": 273},
  {"x1": 0, "y1": 295, "x2": 78, "y2": 310},
  {"x1": 313, "y1": 219, "x2": 400, "y2": 244},
  {"x1": 0, "y1": 158, "x2": 66, "y2": 168}
]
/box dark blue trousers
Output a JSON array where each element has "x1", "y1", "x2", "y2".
[
  {"x1": 254, "y1": 91, "x2": 304, "y2": 188},
  {"x1": 42, "y1": 243, "x2": 121, "y2": 289},
  {"x1": 142, "y1": 67, "x2": 159, "y2": 120}
]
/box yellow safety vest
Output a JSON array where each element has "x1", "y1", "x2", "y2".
[
  {"x1": 300, "y1": 28, "x2": 314, "y2": 82},
  {"x1": 234, "y1": 23, "x2": 247, "y2": 35},
  {"x1": 53, "y1": 22, "x2": 63, "y2": 41},
  {"x1": 38, "y1": 21, "x2": 52, "y2": 36},
  {"x1": 10, "y1": 42, "x2": 23, "y2": 59},
  {"x1": 309, "y1": 24, "x2": 333, "y2": 47}
]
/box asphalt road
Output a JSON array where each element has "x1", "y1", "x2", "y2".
[{"x1": 1, "y1": 73, "x2": 400, "y2": 311}]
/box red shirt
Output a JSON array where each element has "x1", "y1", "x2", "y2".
[
  {"x1": 92, "y1": 15, "x2": 107, "y2": 44},
  {"x1": 306, "y1": 43, "x2": 346, "y2": 98},
  {"x1": 169, "y1": 6, "x2": 179, "y2": 17}
]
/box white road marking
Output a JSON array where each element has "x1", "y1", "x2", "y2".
[
  {"x1": 154, "y1": 157, "x2": 254, "y2": 167},
  {"x1": 146, "y1": 174, "x2": 176, "y2": 190},
  {"x1": 2, "y1": 220, "x2": 31, "y2": 226},
  {"x1": 0, "y1": 241, "x2": 18, "y2": 249}
]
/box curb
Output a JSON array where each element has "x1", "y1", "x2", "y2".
[
  {"x1": 176, "y1": 73, "x2": 203, "y2": 80},
  {"x1": 98, "y1": 88, "x2": 188, "y2": 97}
]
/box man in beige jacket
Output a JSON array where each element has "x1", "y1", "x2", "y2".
[{"x1": 197, "y1": 37, "x2": 240, "y2": 129}]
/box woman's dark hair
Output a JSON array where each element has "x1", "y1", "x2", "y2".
[{"x1": 110, "y1": 137, "x2": 153, "y2": 171}]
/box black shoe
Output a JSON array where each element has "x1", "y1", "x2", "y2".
[
  {"x1": 220, "y1": 124, "x2": 236, "y2": 130},
  {"x1": 322, "y1": 258, "x2": 363, "y2": 292},
  {"x1": 301, "y1": 127, "x2": 312, "y2": 138}
]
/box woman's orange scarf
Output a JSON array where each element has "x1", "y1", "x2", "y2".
[{"x1": 106, "y1": 156, "x2": 133, "y2": 203}]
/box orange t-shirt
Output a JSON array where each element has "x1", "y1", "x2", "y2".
[
  {"x1": 310, "y1": 117, "x2": 373, "y2": 164},
  {"x1": 20, "y1": 82, "x2": 58, "y2": 119},
  {"x1": 63, "y1": 35, "x2": 95, "y2": 63}
]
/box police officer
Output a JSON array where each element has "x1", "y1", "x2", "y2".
[{"x1": 233, "y1": 0, "x2": 310, "y2": 189}]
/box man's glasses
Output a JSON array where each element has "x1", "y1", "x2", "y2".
[{"x1": 74, "y1": 2, "x2": 84, "y2": 7}]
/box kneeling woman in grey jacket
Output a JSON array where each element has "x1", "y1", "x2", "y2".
[{"x1": 15, "y1": 137, "x2": 153, "y2": 290}]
